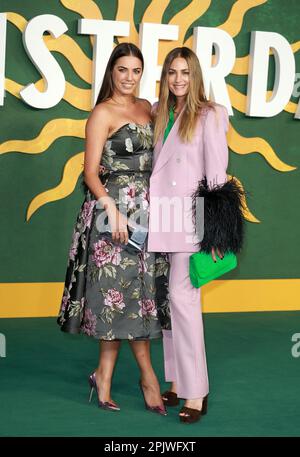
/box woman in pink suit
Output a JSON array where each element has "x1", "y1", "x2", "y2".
[{"x1": 147, "y1": 47, "x2": 244, "y2": 423}]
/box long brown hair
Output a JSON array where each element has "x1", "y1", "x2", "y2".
[
  {"x1": 96, "y1": 42, "x2": 144, "y2": 105},
  {"x1": 154, "y1": 47, "x2": 215, "y2": 143}
]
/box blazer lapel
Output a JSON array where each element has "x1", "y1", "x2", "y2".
[{"x1": 151, "y1": 108, "x2": 184, "y2": 176}]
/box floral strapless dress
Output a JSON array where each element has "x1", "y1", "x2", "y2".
[{"x1": 57, "y1": 123, "x2": 170, "y2": 340}]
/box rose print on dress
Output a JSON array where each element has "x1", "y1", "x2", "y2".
[
  {"x1": 127, "y1": 298, "x2": 158, "y2": 325},
  {"x1": 138, "y1": 299, "x2": 158, "y2": 329},
  {"x1": 89, "y1": 239, "x2": 122, "y2": 283},
  {"x1": 104, "y1": 288, "x2": 126, "y2": 311},
  {"x1": 101, "y1": 140, "x2": 116, "y2": 169},
  {"x1": 140, "y1": 188, "x2": 150, "y2": 211},
  {"x1": 138, "y1": 251, "x2": 154, "y2": 277},
  {"x1": 82, "y1": 307, "x2": 97, "y2": 337},
  {"x1": 121, "y1": 183, "x2": 136, "y2": 210},
  {"x1": 128, "y1": 123, "x2": 153, "y2": 150},
  {"x1": 81, "y1": 200, "x2": 97, "y2": 231},
  {"x1": 69, "y1": 230, "x2": 80, "y2": 262},
  {"x1": 67, "y1": 201, "x2": 96, "y2": 265},
  {"x1": 139, "y1": 152, "x2": 152, "y2": 171},
  {"x1": 92, "y1": 239, "x2": 122, "y2": 267},
  {"x1": 100, "y1": 288, "x2": 126, "y2": 324}
]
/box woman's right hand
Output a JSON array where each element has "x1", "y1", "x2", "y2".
[{"x1": 106, "y1": 205, "x2": 129, "y2": 245}]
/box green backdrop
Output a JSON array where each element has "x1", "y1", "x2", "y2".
[{"x1": 0, "y1": 0, "x2": 299, "y2": 284}]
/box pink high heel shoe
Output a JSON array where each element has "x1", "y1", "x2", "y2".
[
  {"x1": 139, "y1": 380, "x2": 167, "y2": 416},
  {"x1": 88, "y1": 372, "x2": 120, "y2": 411}
]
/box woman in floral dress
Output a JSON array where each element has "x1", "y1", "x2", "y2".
[{"x1": 57, "y1": 43, "x2": 169, "y2": 414}]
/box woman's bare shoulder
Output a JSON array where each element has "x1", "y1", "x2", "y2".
[
  {"x1": 86, "y1": 102, "x2": 112, "y2": 128},
  {"x1": 85, "y1": 103, "x2": 114, "y2": 139},
  {"x1": 90, "y1": 101, "x2": 113, "y2": 118}
]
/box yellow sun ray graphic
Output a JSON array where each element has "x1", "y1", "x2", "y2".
[
  {"x1": 291, "y1": 40, "x2": 300, "y2": 53},
  {"x1": 115, "y1": 0, "x2": 139, "y2": 44},
  {"x1": 159, "y1": 0, "x2": 211, "y2": 61},
  {"x1": 232, "y1": 55, "x2": 249, "y2": 76},
  {"x1": 219, "y1": 0, "x2": 267, "y2": 37},
  {"x1": 26, "y1": 152, "x2": 84, "y2": 221},
  {"x1": 0, "y1": 119, "x2": 85, "y2": 155},
  {"x1": 3, "y1": 78, "x2": 22, "y2": 99},
  {"x1": 60, "y1": 0, "x2": 103, "y2": 19},
  {"x1": 6, "y1": 12, "x2": 27, "y2": 30},
  {"x1": 60, "y1": 0, "x2": 103, "y2": 46},
  {"x1": 5, "y1": 78, "x2": 92, "y2": 111},
  {"x1": 63, "y1": 82, "x2": 91, "y2": 111},
  {"x1": 284, "y1": 100, "x2": 300, "y2": 115},
  {"x1": 183, "y1": 0, "x2": 266, "y2": 49},
  {"x1": 227, "y1": 175, "x2": 259, "y2": 223},
  {"x1": 171, "y1": 0, "x2": 211, "y2": 43},
  {"x1": 142, "y1": 0, "x2": 170, "y2": 24},
  {"x1": 1, "y1": 0, "x2": 297, "y2": 223},
  {"x1": 227, "y1": 124, "x2": 296, "y2": 172}
]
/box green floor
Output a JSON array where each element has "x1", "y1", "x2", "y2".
[{"x1": 0, "y1": 312, "x2": 299, "y2": 437}]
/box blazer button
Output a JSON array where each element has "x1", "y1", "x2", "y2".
[
  {"x1": 171, "y1": 181, "x2": 176, "y2": 186},
  {"x1": 176, "y1": 158, "x2": 181, "y2": 163}
]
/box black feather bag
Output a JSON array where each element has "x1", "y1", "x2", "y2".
[{"x1": 191, "y1": 176, "x2": 246, "y2": 254}]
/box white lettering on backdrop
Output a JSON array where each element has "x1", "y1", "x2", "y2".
[{"x1": 0, "y1": 15, "x2": 299, "y2": 118}]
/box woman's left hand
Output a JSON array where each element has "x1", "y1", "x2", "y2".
[{"x1": 211, "y1": 247, "x2": 224, "y2": 262}]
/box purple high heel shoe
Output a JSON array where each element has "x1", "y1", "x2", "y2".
[
  {"x1": 139, "y1": 380, "x2": 167, "y2": 416},
  {"x1": 88, "y1": 372, "x2": 120, "y2": 411}
]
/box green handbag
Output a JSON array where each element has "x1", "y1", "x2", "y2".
[{"x1": 189, "y1": 251, "x2": 237, "y2": 288}]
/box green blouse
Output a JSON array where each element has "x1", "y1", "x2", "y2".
[{"x1": 163, "y1": 106, "x2": 175, "y2": 144}]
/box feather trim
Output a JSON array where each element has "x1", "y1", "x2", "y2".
[{"x1": 192, "y1": 176, "x2": 246, "y2": 254}]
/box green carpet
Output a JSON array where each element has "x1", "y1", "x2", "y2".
[{"x1": 0, "y1": 312, "x2": 299, "y2": 437}]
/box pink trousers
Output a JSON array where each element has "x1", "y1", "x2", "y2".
[{"x1": 163, "y1": 252, "x2": 209, "y2": 399}]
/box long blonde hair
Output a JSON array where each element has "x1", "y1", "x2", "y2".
[{"x1": 154, "y1": 47, "x2": 215, "y2": 144}]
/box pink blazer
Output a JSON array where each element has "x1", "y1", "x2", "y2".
[{"x1": 147, "y1": 102, "x2": 229, "y2": 253}]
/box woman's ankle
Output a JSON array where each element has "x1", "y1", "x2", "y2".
[
  {"x1": 95, "y1": 368, "x2": 112, "y2": 384},
  {"x1": 169, "y1": 382, "x2": 177, "y2": 393},
  {"x1": 140, "y1": 368, "x2": 158, "y2": 384}
]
